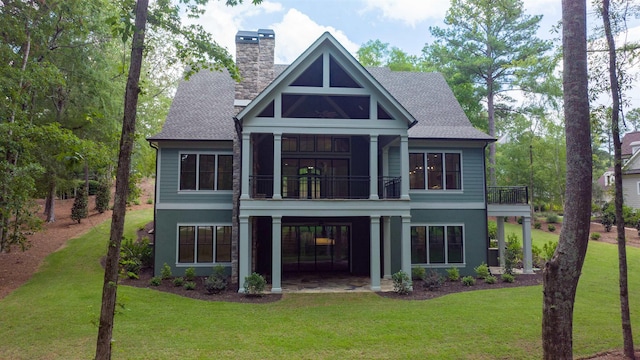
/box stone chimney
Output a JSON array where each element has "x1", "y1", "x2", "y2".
[{"x1": 235, "y1": 29, "x2": 275, "y2": 106}]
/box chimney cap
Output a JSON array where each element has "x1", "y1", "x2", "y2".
[
  {"x1": 258, "y1": 29, "x2": 275, "y2": 38},
  {"x1": 236, "y1": 30, "x2": 259, "y2": 43}
]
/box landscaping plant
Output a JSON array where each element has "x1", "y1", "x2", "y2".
[
  {"x1": 391, "y1": 270, "x2": 412, "y2": 295},
  {"x1": 243, "y1": 272, "x2": 266, "y2": 296}
]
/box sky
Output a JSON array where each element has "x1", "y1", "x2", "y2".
[{"x1": 184, "y1": 0, "x2": 640, "y2": 108}]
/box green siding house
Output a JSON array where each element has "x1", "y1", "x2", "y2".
[{"x1": 149, "y1": 30, "x2": 526, "y2": 293}]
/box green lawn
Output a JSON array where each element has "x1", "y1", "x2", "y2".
[{"x1": 0, "y1": 210, "x2": 638, "y2": 359}]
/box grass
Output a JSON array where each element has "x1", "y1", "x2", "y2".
[{"x1": 0, "y1": 210, "x2": 638, "y2": 359}]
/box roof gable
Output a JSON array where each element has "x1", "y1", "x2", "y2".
[{"x1": 236, "y1": 32, "x2": 416, "y2": 129}]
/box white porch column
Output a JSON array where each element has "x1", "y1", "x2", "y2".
[
  {"x1": 370, "y1": 216, "x2": 381, "y2": 291},
  {"x1": 271, "y1": 216, "x2": 282, "y2": 293},
  {"x1": 401, "y1": 215, "x2": 411, "y2": 275},
  {"x1": 522, "y1": 216, "x2": 533, "y2": 274},
  {"x1": 369, "y1": 135, "x2": 379, "y2": 199},
  {"x1": 497, "y1": 217, "x2": 506, "y2": 268},
  {"x1": 238, "y1": 215, "x2": 250, "y2": 293},
  {"x1": 240, "y1": 133, "x2": 251, "y2": 200},
  {"x1": 273, "y1": 133, "x2": 282, "y2": 200},
  {"x1": 400, "y1": 135, "x2": 410, "y2": 200},
  {"x1": 383, "y1": 216, "x2": 391, "y2": 278}
]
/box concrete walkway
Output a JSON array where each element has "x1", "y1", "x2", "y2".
[{"x1": 272, "y1": 274, "x2": 394, "y2": 293}]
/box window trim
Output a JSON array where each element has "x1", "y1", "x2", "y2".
[
  {"x1": 178, "y1": 151, "x2": 233, "y2": 193},
  {"x1": 410, "y1": 223, "x2": 465, "y2": 266},
  {"x1": 409, "y1": 150, "x2": 463, "y2": 192},
  {"x1": 175, "y1": 223, "x2": 233, "y2": 267}
]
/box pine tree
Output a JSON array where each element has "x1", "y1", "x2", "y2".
[
  {"x1": 95, "y1": 182, "x2": 111, "y2": 214},
  {"x1": 71, "y1": 186, "x2": 88, "y2": 223}
]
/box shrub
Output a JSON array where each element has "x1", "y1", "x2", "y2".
[
  {"x1": 501, "y1": 273, "x2": 515, "y2": 283},
  {"x1": 146, "y1": 198, "x2": 153, "y2": 205},
  {"x1": 547, "y1": 224, "x2": 556, "y2": 232},
  {"x1": 489, "y1": 239, "x2": 498, "y2": 248},
  {"x1": 601, "y1": 210, "x2": 614, "y2": 232},
  {"x1": 474, "y1": 262, "x2": 490, "y2": 279},
  {"x1": 446, "y1": 267, "x2": 460, "y2": 281},
  {"x1": 243, "y1": 272, "x2": 266, "y2": 296},
  {"x1": 484, "y1": 275, "x2": 497, "y2": 284},
  {"x1": 173, "y1": 277, "x2": 184, "y2": 287},
  {"x1": 461, "y1": 276, "x2": 476, "y2": 286},
  {"x1": 546, "y1": 214, "x2": 559, "y2": 224},
  {"x1": 184, "y1": 267, "x2": 196, "y2": 281},
  {"x1": 487, "y1": 221, "x2": 497, "y2": 239},
  {"x1": 411, "y1": 266, "x2": 426, "y2": 280},
  {"x1": 542, "y1": 241, "x2": 558, "y2": 262},
  {"x1": 127, "y1": 172, "x2": 142, "y2": 205},
  {"x1": 120, "y1": 237, "x2": 152, "y2": 269},
  {"x1": 184, "y1": 281, "x2": 196, "y2": 290},
  {"x1": 532, "y1": 244, "x2": 545, "y2": 268},
  {"x1": 503, "y1": 233, "x2": 522, "y2": 275},
  {"x1": 71, "y1": 187, "x2": 88, "y2": 223},
  {"x1": 119, "y1": 259, "x2": 141, "y2": 275},
  {"x1": 95, "y1": 181, "x2": 111, "y2": 213},
  {"x1": 517, "y1": 217, "x2": 523, "y2": 224},
  {"x1": 126, "y1": 271, "x2": 139, "y2": 280},
  {"x1": 422, "y1": 270, "x2": 444, "y2": 291},
  {"x1": 161, "y1": 263, "x2": 172, "y2": 279},
  {"x1": 149, "y1": 277, "x2": 161, "y2": 286},
  {"x1": 534, "y1": 222, "x2": 541, "y2": 229},
  {"x1": 204, "y1": 265, "x2": 228, "y2": 294},
  {"x1": 590, "y1": 232, "x2": 601, "y2": 241},
  {"x1": 391, "y1": 270, "x2": 412, "y2": 295}
]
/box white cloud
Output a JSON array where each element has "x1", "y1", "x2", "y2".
[
  {"x1": 361, "y1": 0, "x2": 450, "y2": 27},
  {"x1": 271, "y1": 9, "x2": 359, "y2": 63}
]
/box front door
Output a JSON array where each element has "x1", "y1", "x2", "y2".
[{"x1": 282, "y1": 224, "x2": 350, "y2": 272}]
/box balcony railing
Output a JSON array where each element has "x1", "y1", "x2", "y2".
[
  {"x1": 249, "y1": 175, "x2": 402, "y2": 200},
  {"x1": 487, "y1": 186, "x2": 528, "y2": 204}
]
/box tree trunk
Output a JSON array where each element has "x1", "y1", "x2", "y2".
[
  {"x1": 94, "y1": 1, "x2": 148, "y2": 359},
  {"x1": 542, "y1": 0, "x2": 592, "y2": 358},
  {"x1": 45, "y1": 176, "x2": 56, "y2": 223},
  {"x1": 487, "y1": 76, "x2": 497, "y2": 186},
  {"x1": 601, "y1": 0, "x2": 635, "y2": 357}
]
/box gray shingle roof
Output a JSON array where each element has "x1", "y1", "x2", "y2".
[{"x1": 150, "y1": 66, "x2": 493, "y2": 142}]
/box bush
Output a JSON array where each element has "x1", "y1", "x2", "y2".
[
  {"x1": 126, "y1": 271, "x2": 139, "y2": 280},
  {"x1": 71, "y1": 187, "x2": 88, "y2": 223},
  {"x1": 601, "y1": 211, "x2": 614, "y2": 232},
  {"x1": 161, "y1": 263, "x2": 172, "y2": 279},
  {"x1": 542, "y1": 241, "x2": 558, "y2": 262},
  {"x1": 243, "y1": 272, "x2": 266, "y2": 296},
  {"x1": 149, "y1": 277, "x2": 161, "y2": 286},
  {"x1": 474, "y1": 262, "x2": 490, "y2": 279},
  {"x1": 392, "y1": 270, "x2": 412, "y2": 295},
  {"x1": 547, "y1": 224, "x2": 556, "y2": 232},
  {"x1": 422, "y1": 270, "x2": 444, "y2": 291},
  {"x1": 119, "y1": 259, "x2": 141, "y2": 275},
  {"x1": 501, "y1": 273, "x2": 515, "y2": 283},
  {"x1": 446, "y1": 267, "x2": 460, "y2": 281},
  {"x1": 503, "y1": 233, "x2": 522, "y2": 275},
  {"x1": 95, "y1": 181, "x2": 111, "y2": 213},
  {"x1": 484, "y1": 275, "x2": 497, "y2": 284},
  {"x1": 546, "y1": 214, "x2": 559, "y2": 224},
  {"x1": 184, "y1": 281, "x2": 196, "y2": 290},
  {"x1": 120, "y1": 237, "x2": 152, "y2": 269},
  {"x1": 127, "y1": 172, "x2": 142, "y2": 205},
  {"x1": 517, "y1": 217, "x2": 523, "y2": 224},
  {"x1": 534, "y1": 222, "x2": 541, "y2": 229},
  {"x1": 487, "y1": 221, "x2": 497, "y2": 239},
  {"x1": 173, "y1": 277, "x2": 184, "y2": 287},
  {"x1": 146, "y1": 198, "x2": 153, "y2": 204},
  {"x1": 461, "y1": 276, "x2": 476, "y2": 286},
  {"x1": 532, "y1": 244, "x2": 544, "y2": 268},
  {"x1": 411, "y1": 266, "x2": 426, "y2": 280},
  {"x1": 204, "y1": 265, "x2": 228, "y2": 294},
  {"x1": 590, "y1": 232, "x2": 601, "y2": 241},
  {"x1": 184, "y1": 267, "x2": 196, "y2": 281}
]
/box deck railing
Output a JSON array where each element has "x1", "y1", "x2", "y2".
[
  {"x1": 487, "y1": 186, "x2": 528, "y2": 204},
  {"x1": 249, "y1": 175, "x2": 402, "y2": 200}
]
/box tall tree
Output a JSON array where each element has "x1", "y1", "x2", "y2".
[
  {"x1": 427, "y1": 0, "x2": 555, "y2": 186},
  {"x1": 94, "y1": 1, "x2": 261, "y2": 358},
  {"x1": 542, "y1": 0, "x2": 592, "y2": 358},
  {"x1": 599, "y1": 0, "x2": 635, "y2": 357}
]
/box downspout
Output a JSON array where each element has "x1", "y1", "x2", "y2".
[
  {"x1": 482, "y1": 141, "x2": 491, "y2": 267},
  {"x1": 149, "y1": 141, "x2": 159, "y2": 275},
  {"x1": 233, "y1": 117, "x2": 243, "y2": 286}
]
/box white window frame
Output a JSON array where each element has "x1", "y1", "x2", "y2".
[
  {"x1": 175, "y1": 223, "x2": 232, "y2": 267},
  {"x1": 177, "y1": 151, "x2": 233, "y2": 192},
  {"x1": 410, "y1": 223, "x2": 466, "y2": 267},
  {"x1": 408, "y1": 150, "x2": 463, "y2": 192},
  {"x1": 636, "y1": 181, "x2": 640, "y2": 195}
]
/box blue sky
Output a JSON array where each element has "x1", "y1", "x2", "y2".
[{"x1": 185, "y1": 0, "x2": 639, "y2": 108}]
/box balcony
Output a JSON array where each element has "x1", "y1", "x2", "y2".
[
  {"x1": 249, "y1": 175, "x2": 401, "y2": 200},
  {"x1": 487, "y1": 186, "x2": 528, "y2": 205}
]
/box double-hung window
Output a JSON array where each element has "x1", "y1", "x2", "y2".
[
  {"x1": 411, "y1": 225, "x2": 464, "y2": 264},
  {"x1": 409, "y1": 151, "x2": 461, "y2": 190},
  {"x1": 180, "y1": 153, "x2": 232, "y2": 191},
  {"x1": 178, "y1": 225, "x2": 232, "y2": 264}
]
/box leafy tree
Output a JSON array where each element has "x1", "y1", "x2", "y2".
[
  {"x1": 542, "y1": 0, "x2": 592, "y2": 358},
  {"x1": 94, "y1": 1, "x2": 262, "y2": 359},
  {"x1": 426, "y1": 0, "x2": 557, "y2": 186},
  {"x1": 357, "y1": 39, "x2": 421, "y2": 71},
  {"x1": 627, "y1": 108, "x2": 640, "y2": 131},
  {"x1": 71, "y1": 186, "x2": 88, "y2": 223},
  {"x1": 95, "y1": 181, "x2": 111, "y2": 214}
]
